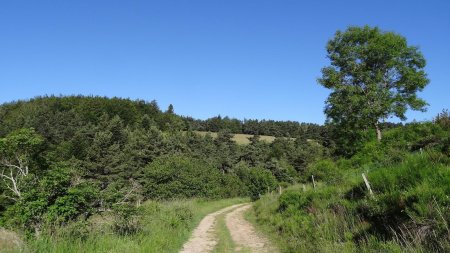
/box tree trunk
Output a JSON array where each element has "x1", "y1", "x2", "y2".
[{"x1": 375, "y1": 122, "x2": 382, "y2": 142}]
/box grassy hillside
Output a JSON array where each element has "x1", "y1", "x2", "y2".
[
  {"x1": 194, "y1": 131, "x2": 278, "y2": 145},
  {"x1": 249, "y1": 122, "x2": 450, "y2": 252}
]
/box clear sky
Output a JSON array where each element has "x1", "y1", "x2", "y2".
[{"x1": 0, "y1": 0, "x2": 449, "y2": 124}]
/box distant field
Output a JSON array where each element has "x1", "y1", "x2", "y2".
[{"x1": 194, "y1": 131, "x2": 277, "y2": 145}]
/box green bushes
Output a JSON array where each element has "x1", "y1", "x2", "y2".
[
  {"x1": 142, "y1": 155, "x2": 278, "y2": 201},
  {"x1": 252, "y1": 154, "x2": 450, "y2": 252},
  {"x1": 23, "y1": 198, "x2": 246, "y2": 253},
  {"x1": 235, "y1": 163, "x2": 277, "y2": 200},
  {"x1": 252, "y1": 122, "x2": 450, "y2": 252},
  {"x1": 363, "y1": 154, "x2": 449, "y2": 193},
  {"x1": 142, "y1": 155, "x2": 242, "y2": 199},
  {"x1": 354, "y1": 154, "x2": 450, "y2": 251},
  {"x1": 278, "y1": 191, "x2": 312, "y2": 213},
  {"x1": 1, "y1": 165, "x2": 99, "y2": 236},
  {"x1": 111, "y1": 204, "x2": 142, "y2": 236},
  {"x1": 306, "y1": 159, "x2": 342, "y2": 185}
]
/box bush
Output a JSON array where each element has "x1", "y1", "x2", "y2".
[
  {"x1": 235, "y1": 163, "x2": 277, "y2": 200},
  {"x1": 354, "y1": 154, "x2": 450, "y2": 251},
  {"x1": 168, "y1": 206, "x2": 193, "y2": 228},
  {"x1": 111, "y1": 204, "x2": 142, "y2": 236},
  {"x1": 306, "y1": 159, "x2": 342, "y2": 185},
  {"x1": 143, "y1": 155, "x2": 235, "y2": 199},
  {"x1": 265, "y1": 158, "x2": 297, "y2": 183},
  {"x1": 278, "y1": 191, "x2": 312, "y2": 214},
  {"x1": 55, "y1": 219, "x2": 92, "y2": 241},
  {"x1": 46, "y1": 182, "x2": 98, "y2": 224},
  {"x1": 0, "y1": 165, "x2": 99, "y2": 235}
]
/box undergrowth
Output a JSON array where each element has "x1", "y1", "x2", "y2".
[
  {"x1": 16, "y1": 198, "x2": 246, "y2": 253},
  {"x1": 252, "y1": 124, "x2": 450, "y2": 253}
]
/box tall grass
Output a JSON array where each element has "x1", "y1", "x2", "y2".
[
  {"x1": 16, "y1": 198, "x2": 246, "y2": 253},
  {"x1": 250, "y1": 153, "x2": 450, "y2": 252}
]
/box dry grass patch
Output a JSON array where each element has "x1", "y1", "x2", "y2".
[
  {"x1": 194, "y1": 131, "x2": 277, "y2": 145},
  {"x1": 0, "y1": 228, "x2": 24, "y2": 252}
]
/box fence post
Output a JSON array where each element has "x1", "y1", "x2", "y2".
[
  {"x1": 312, "y1": 175, "x2": 316, "y2": 189},
  {"x1": 278, "y1": 185, "x2": 282, "y2": 195},
  {"x1": 362, "y1": 173, "x2": 374, "y2": 197}
]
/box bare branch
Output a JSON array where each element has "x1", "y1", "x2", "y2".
[{"x1": 0, "y1": 157, "x2": 26, "y2": 199}]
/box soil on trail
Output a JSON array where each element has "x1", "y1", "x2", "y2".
[
  {"x1": 180, "y1": 203, "x2": 246, "y2": 253},
  {"x1": 180, "y1": 203, "x2": 277, "y2": 253},
  {"x1": 225, "y1": 204, "x2": 278, "y2": 253}
]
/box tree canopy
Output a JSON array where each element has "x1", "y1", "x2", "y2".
[{"x1": 318, "y1": 26, "x2": 429, "y2": 142}]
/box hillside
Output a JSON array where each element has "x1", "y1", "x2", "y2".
[
  {"x1": 249, "y1": 119, "x2": 450, "y2": 252},
  {"x1": 0, "y1": 95, "x2": 327, "y2": 252},
  {"x1": 0, "y1": 96, "x2": 448, "y2": 252},
  {"x1": 0, "y1": 95, "x2": 325, "y2": 140},
  {"x1": 193, "y1": 131, "x2": 279, "y2": 145}
]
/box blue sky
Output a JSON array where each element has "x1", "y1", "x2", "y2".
[{"x1": 0, "y1": 0, "x2": 448, "y2": 124}]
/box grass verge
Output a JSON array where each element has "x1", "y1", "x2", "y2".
[
  {"x1": 244, "y1": 196, "x2": 287, "y2": 252},
  {"x1": 18, "y1": 198, "x2": 246, "y2": 253}
]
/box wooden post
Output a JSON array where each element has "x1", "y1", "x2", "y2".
[
  {"x1": 278, "y1": 185, "x2": 282, "y2": 195},
  {"x1": 302, "y1": 184, "x2": 306, "y2": 192},
  {"x1": 311, "y1": 175, "x2": 316, "y2": 189},
  {"x1": 362, "y1": 173, "x2": 374, "y2": 197}
]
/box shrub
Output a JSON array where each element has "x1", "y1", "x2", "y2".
[
  {"x1": 235, "y1": 163, "x2": 277, "y2": 200},
  {"x1": 143, "y1": 155, "x2": 231, "y2": 199},
  {"x1": 278, "y1": 191, "x2": 312, "y2": 214},
  {"x1": 111, "y1": 204, "x2": 142, "y2": 236},
  {"x1": 306, "y1": 159, "x2": 342, "y2": 185},
  {"x1": 55, "y1": 219, "x2": 92, "y2": 241},
  {"x1": 168, "y1": 206, "x2": 193, "y2": 228},
  {"x1": 354, "y1": 154, "x2": 450, "y2": 251},
  {"x1": 0, "y1": 165, "x2": 99, "y2": 235}
]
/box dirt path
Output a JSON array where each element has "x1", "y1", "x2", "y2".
[
  {"x1": 180, "y1": 203, "x2": 277, "y2": 253},
  {"x1": 180, "y1": 203, "x2": 247, "y2": 253},
  {"x1": 225, "y1": 204, "x2": 278, "y2": 253}
]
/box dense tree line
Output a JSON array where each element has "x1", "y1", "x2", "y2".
[
  {"x1": 0, "y1": 95, "x2": 331, "y2": 138},
  {"x1": 0, "y1": 95, "x2": 327, "y2": 235},
  {"x1": 183, "y1": 115, "x2": 327, "y2": 139}
]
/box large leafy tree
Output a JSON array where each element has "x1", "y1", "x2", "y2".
[{"x1": 318, "y1": 26, "x2": 429, "y2": 142}]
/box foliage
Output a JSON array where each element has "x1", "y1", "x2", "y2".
[
  {"x1": 1, "y1": 165, "x2": 99, "y2": 235},
  {"x1": 319, "y1": 26, "x2": 429, "y2": 152},
  {"x1": 143, "y1": 155, "x2": 237, "y2": 200},
  {"x1": 111, "y1": 204, "x2": 142, "y2": 236},
  {"x1": 0, "y1": 93, "x2": 446, "y2": 253},
  {"x1": 0, "y1": 128, "x2": 44, "y2": 200},
  {"x1": 23, "y1": 198, "x2": 246, "y2": 253},
  {"x1": 252, "y1": 121, "x2": 450, "y2": 253},
  {"x1": 354, "y1": 154, "x2": 450, "y2": 251},
  {"x1": 235, "y1": 163, "x2": 277, "y2": 200},
  {"x1": 306, "y1": 159, "x2": 342, "y2": 185}
]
